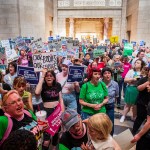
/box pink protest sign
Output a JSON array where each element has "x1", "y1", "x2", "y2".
[{"x1": 46, "y1": 103, "x2": 62, "y2": 136}]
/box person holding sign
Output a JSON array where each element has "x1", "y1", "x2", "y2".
[
  {"x1": 56, "y1": 60, "x2": 80, "y2": 110},
  {"x1": 79, "y1": 67, "x2": 108, "y2": 120},
  {"x1": 13, "y1": 77, "x2": 33, "y2": 111},
  {"x1": 35, "y1": 68, "x2": 64, "y2": 150},
  {"x1": 4, "y1": 62, "x2": 17, "y2": 89}
]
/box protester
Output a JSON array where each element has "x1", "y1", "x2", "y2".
[
  {"x1": 81, "y1": 113, "x2": 121, "y2": 150},
  {"x1": 4, "y1": 62, "x2": 17, "y2": 89},
  {"x1": 79, "y1": 67, "x2": 108, "y2": 119},
  {"x1": 13, "y1": 77, "x2": 33, "y2": 111},
  {"x1": 0, "y1": 90, "x2": 48, "y2": 149},
  {"x1": 102, "y1": 67, "x2": 119, "y2": 135},
  {"x1": 35, "y1": 68, "x2": 64, "y2": 150},
  {"x1": 131, "y1": 101, "x2": 150, "y2": 150},
  {"x1": 56, "y1": 59, "x2": 80, "y2": 110},
  {"x1": 1, "y1": 130, "x2": 37, "y2": 150},
  {"x1": 82, "y1": 53, "x2": 93, "y2": 66},
  {"x1": 17, "y1": 49, "x2": 28, "y2": 67},
  {"x1": 132, "y1": 67, "x2": 150, "y2": 135},
  {"x1": 120, "y1": 59, "x2": 145, "y2": 122},
  {"x1": 59, "y1": 109, "x2": 88, "y2": 150}
]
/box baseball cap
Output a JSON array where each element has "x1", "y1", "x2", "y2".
[
  {"x1": 62, "y1": 59, "x2": 73, "y2": 67},
  {"x1": 61, "y1": 109, "x2": 80, "y2": 131}
]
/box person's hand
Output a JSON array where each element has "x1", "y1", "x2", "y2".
[
  {"x1": 94, "y1": 103, "x2": 103, "y2": 110},
  {"x1": 81, "y1": 142, "x2": 93, "y2": 150},
  {"x1": 84, "y1": 78, "x2": 88, "y2": 83},
  {"x1": 42, "y1": 68, "x2": 47, "y2": 78},
  {"x1": 131, "y1": 134, "x2": 141, "y2": 143},
  {"x1": 74, "y1": 81, "x2": 79, "y2": 87},
  {"x1": 38, "y1": 120, "x2": 49, "y2": 131}
]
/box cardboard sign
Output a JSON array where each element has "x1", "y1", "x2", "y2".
[
  {"x1": 110, "y1": 36, "x2": 119, "y2": 43},
  {"x1": 46, "y1": 103, "x2": 62, "y2": 136},
  {"x1": 17, "y1": 66, "x2": 40, "y2": 85},
  {"x1": 32, "y1": 52, "x2": 58, "y2": 72},
  {"x1": 123, "y1": 43, "x2": 133, "y2": 56},
  {"x1": 67, "y1": 66, "x2": 84, "y2": 83}
]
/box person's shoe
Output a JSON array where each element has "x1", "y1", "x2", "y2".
[{"x1": 120, "y1": 116, "x2": 125, "y2": 123}]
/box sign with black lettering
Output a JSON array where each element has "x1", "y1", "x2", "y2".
[{"x1": 32, "y1": 52, "x2": 58, "y2": 72}]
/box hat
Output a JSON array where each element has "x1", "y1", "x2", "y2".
[
  {"x1": 62, "y1": 59, "x2": 73, "y2": 67},
  {"x1": 61, "y1": 109, "x2": 80, "y2": 131}
]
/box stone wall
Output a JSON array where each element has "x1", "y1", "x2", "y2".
[
  {"x1": 0, "y1": 0, "x2": 19, "y2": 39},
  {"x1": 126, "y1": 0, "x2": 139, "y2": 41},
  {"x1": 137, "y1": 0, "x2": 150, "y2": 46}
]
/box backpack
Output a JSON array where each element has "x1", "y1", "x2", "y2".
[{"x1": 0, "y1": 110, "x2": 32, "y2": 146}]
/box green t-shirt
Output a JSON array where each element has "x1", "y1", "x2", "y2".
[{"x1": 79, "y1": 81, "x2": 108, "y2": 114}]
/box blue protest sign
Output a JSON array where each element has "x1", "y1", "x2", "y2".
[
  {"x1": 48, "y1": 36, "x2": 53, "y2": 41},
  {"x1": 122, "y1": 39, "x2": 128, "y2": 44},
  {"x1": 17, "y1": 66, "x2": 40, "y2": 85},
  {"x1": 67, "y1": 66, "x2": 84, "y2": 83},
  {"x1": 140, "y1": 41, "x2": 144, "y2": 46},
  {"x1": 131, "y1": 41, "x2": 136, "y2": 46}
]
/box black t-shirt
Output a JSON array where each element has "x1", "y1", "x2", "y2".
[
  {"x1": 147, "y1": 102, "x2": 150, "y2": 116},
  {"x1": 59, "y1": 129, "x2": 88, "y2": 149},
  {"x1": 41, "y1": 82, "x2": 62, "y2": 102},
  {"x1": 137, "y1": 77, "x2": 150, "y2": 105},
  {"x1": 2, "y1": 83, "x2": 11, "y2": 91}
]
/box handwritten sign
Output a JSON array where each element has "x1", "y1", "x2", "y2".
[
  {"x1": 110, "y1": 36, "x2": 119, "y2": 43},
  {"x1": 32, "y1": 52, "x2": 58, "y2": 72},
  {"x1": 46, "y1": 103, "x2": 62, "y2": 136},
  {"x1": 93, "y1": 48, "x2": 105, "y2": 58},
  {"x1": 67, "y1": 66, "x2": 84, "y2": 83},
  {"x1": 123, "y1": 43, "x2": 133, "y2": 56},
  {"x1": 17, "y1": 66, "x2": 40, "y2": 85}
]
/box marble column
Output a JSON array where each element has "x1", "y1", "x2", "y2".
[
  {"x1": 103, "y1": 18, "x2": 109, "y2": 40},
  {"x1": 69, "y1": 18, "x2": 74, "y2": 38}
]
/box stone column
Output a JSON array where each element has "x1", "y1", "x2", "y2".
[
  {"x1": 103, "y1": 18, "x2": 109, "y2": 40},
  {"x1": 53, "y1": 0, "x2": 58, "y2": 37},
  {"x1": 69, "y1": 18, "x2": 74, "y2": 38}
]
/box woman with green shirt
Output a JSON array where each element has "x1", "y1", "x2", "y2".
[{"x1": 79, "y1": 67, "x2": 108, "y2": 120}]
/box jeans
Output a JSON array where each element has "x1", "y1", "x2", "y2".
[
  {"x1": 81, "y1": 111, "x2": 93, "y2": 120},
  {"x1": 62, "y1": 92, "x2": 77, "y2": 110},
  {"x1": 106, "y1": 103, "x2": 114, "y2": 136},
  {"x1": 117, "y1": 78, "x2": 127, "y2": 105},
  {"x1": 33, "y1": 102, "x2": 44, "y2": 113}
]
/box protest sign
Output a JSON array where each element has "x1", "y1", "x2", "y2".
[
  {"x1": 32, "y1": 52, "x2": 58, "y2": 72},
  {"x1": 0, "y1": 47, "x2": 7, "y2": 64},
  {"x1": 131, "y1": 41, "x2": 136, "y2": 46},
  {"x1": 93, "y1": 38, "x2": 97, "y2": 44},
  {"x1": 17, "y1": 66, "x2": 40, "y2": 85},
  {"x1": 140, "y1": 40, "x2": 145, "y2": 46},
  {"x1": 31, "y1": 38, "x2": 43, "y2": 52},
  {"x1": 93, "y1": 48, "x2": 105, "y2": 58},
  {"x1": 46, "y1": 103, "x2": 62, "y2": 136},
  {"x1": 113, "y1": 129, "x2": 135, "y2": 150},
  {"x1": 110, "y1": 36, "x2": 119, "y2": 43},
  {"x1": 0, "y1": 65, "x2": 6, "y2": 74},
  {"x1": 67, "y1": 66, "x2": 84, "y2": 83},
  {"x1": 123, "y1": 43, "x2": 133, "y2": 56},
  {"x1": 105, "y1": 39, "x2": 110, "y2": 45},
  {"x1": 48, "y1": 36, "x2": 53, "y2": 41},
  {"x1": 122, "y1": 39, "x2": 128, "y2": 44},
  {"x1": 57, "y1": 51, "x2": 67, "y2": 57}
]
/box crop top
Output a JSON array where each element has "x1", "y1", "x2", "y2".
[{"x1": 41, "y1": 82, "x2": 62, "y2": 102}]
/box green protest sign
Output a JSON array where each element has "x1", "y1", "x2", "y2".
[
  {"x1": 93, "y1": 48, "x2": 105, "y2": 58},
  {"x1": 123, "y1": 43, "x2": 133, "y2": 56}
]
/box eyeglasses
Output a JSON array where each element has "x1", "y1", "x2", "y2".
[{"x1": 6, "y1": 98, "x2": 22, "y2": 106}]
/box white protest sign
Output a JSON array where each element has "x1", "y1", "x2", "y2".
[
  {"x1": 32, "y1": 52, "x2": 58, "y2": 72},
  {"x1": 1, "y1": 40, "x2": 19, "y2": 63},
  {"x1": 31, "y1": 38, "x2": 43, "y2": 52}
]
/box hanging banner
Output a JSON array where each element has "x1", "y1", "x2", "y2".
[
  {"x1": 123, "y1": 43, "x2": 133, "y2": 56},
  {"x1": 110, "y1": 36, "x2": 119, "y2": 43},
  {"x1": 46, "y1": 103, "x2": 62, "y2": 136},
  {"x1": 32, "y1": 52, "x2": 58, "y2": 72},
  {"x1": 17, "y1": 66, "x2": 40, "y2": 85},
  {"x1": 67, "y1": 66, "x2": 84, "y2": 83}
]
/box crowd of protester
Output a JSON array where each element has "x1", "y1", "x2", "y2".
[{"x1": 0, "y1": 41, "x2": 150, "y2": 150}]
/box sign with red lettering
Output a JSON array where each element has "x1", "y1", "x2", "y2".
[{"x1": 46, "y1": 103, "x2": 62, "y2": 136}]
